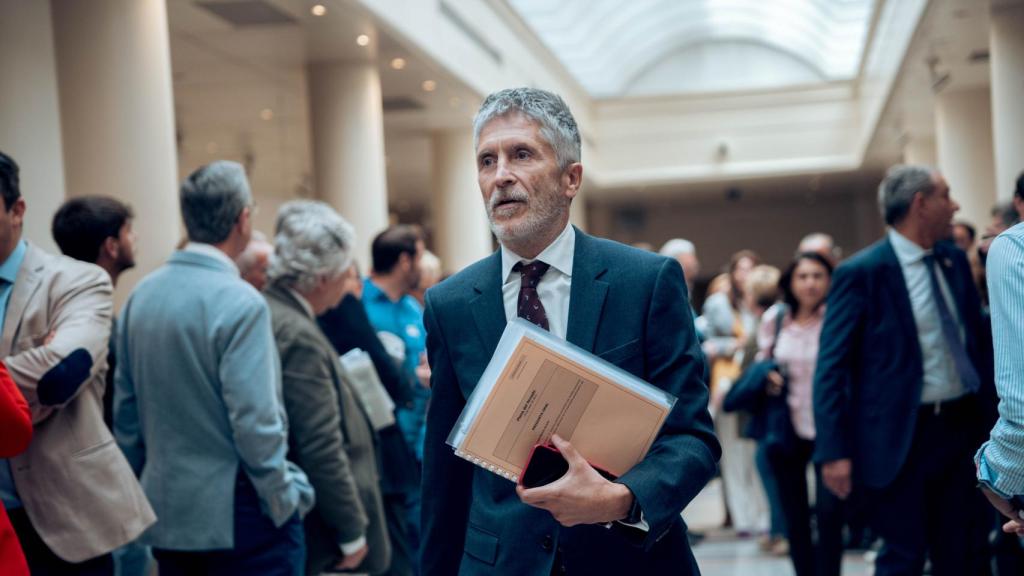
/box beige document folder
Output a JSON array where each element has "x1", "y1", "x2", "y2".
[{"x1": 448, "y1": 319, "x2": 676, "y2": 483}]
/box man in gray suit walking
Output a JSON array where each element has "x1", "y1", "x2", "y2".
[{"x1": 115, "y1": 161, "x2": 314, "y2": 575}]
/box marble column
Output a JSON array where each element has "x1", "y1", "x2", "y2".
[
  {"x1": 308, "y1": 62, "x2": 390, "y2": 270},
  {"x1": 51, "y1": 0, "x2": 180, "y2": 302},
  {"x1": 990, "y1": 1, "x2": 1024, "y2": 201},
  {"x1": 431, "y1": 129, "x2": 492, "y2": 275},
  {"x1": 0, "y1": 0, "x2": 66, "y2": 253},
  {"x1": 935, "y1": 87, "x2": 996, "y2": 230}
]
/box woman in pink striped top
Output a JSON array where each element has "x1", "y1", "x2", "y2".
[{"x1": 757, "y1": 252, "x2": 842, "y2": 576}]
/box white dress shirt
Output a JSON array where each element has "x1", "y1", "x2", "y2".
[
  {"x1": 887, "y1": 229, "x2": 965, "y2": 403},
  {"x1": 500, "y1": 221, "x2": 575, "y2": 338},
  {"x1": 499, "y1": 222, "x2": 649, "y2": 531}
]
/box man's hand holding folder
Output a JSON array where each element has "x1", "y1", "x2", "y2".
[{"x1": 516, "y1": 435, "x2": 635, "y2": 527}]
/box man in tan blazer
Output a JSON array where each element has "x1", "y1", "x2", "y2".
[{"x1": 0, "y1": 151, "x2": 155, "y2": 574}]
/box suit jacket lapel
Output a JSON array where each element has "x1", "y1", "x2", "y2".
[
  {"x1": 880, "y1": 239, "x2": 920, "y2": 342},
  {"x1": 471, "y1": 251, "x2": 507, "y2": 356},
  {"x1": 566, "y1": 229, "x2": 609, "y2": 353},
  {"x1": 2, "y1": 244, "x2": 45, "y2": 356}
]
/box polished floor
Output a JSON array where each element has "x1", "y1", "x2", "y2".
[{"x1": 686, "y1": 479, "x2": 872, "y2": 576}]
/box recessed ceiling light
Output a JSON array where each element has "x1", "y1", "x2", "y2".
[
  {"x1": 356, "y1": 34, "x2": 370, "y2": 47},
  {"x1": 260, "y1": 108, "x2": 274, "y2": 121},
  {"x1": 390, "y1": 58, "x2": 406, "y2": 70},
  {"x1": 422, "y1": 80, "x2": 437, "y2": 92},
  {"x1": 311, "y1": 4, "x2": 327, "y2": 16}
]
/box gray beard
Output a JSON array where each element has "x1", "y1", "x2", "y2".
[{"x1": 487, "y1": 190, "x2": 567, "y2": 248}]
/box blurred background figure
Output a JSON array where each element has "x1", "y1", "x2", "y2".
[
  {"x1": 52, "y1": 196, "x2": 137, "y2": 288},
  {"x1": 51, "y1": 195, "x2": 137, "y2": 427},
  {"x1": 51, "y1": 195, "x2": 153, "y2": 576},
  {"x1": 739, "y1": 265, "x2": 789, "y2": 557},
  {"x1": 236, "y1": 230, "x2": 273, "y2": 291},
  {"x1": 363, "y1": 224, "x2": 429, "y2": 568},
  {"x1": 410, "y1": 249, "x2": 442, "y2": 307},
  {"x1": 265, "y1": 200, "x2": 390, "y2": 575},
  {"x1": 952, "y1": 220, "x2": 977, "y2": 254},
  {"x1": 318, "y1": 260, "x2": 420, "y2": 576},
  {"x1": 660, "y1": 238, "x2": 701, "y2": 298},
  {"x1": 761, "y1": 253, "x2": 842, "y2": 576},
  {"x1": 797, "y1": 233, "x2": 841, "y2": 268},
  {"x1": 116, "y1": 161, "x2": 313, "y2": 575},
  {"x1": 702, "y1": 250, "x2": 768, "y2": 537}
]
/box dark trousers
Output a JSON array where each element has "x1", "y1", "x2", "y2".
[
  {"x1": 8, "y1": 507, "x2": 113, "y2": 576},
  {"x1": 153, "y1": 472, "x2": 305, "y2": 576},
  {"x1": 867, "y1": 397, "x2": 988, "y2": 576},
  {"x1": 766, "y1": 436, "x2": 843, "y2": 576},
  {"x1": 381, "y1": 491, "x2": 415, "y2": 576},
  {"x1": 756, "y1": 441, "x2": 787, "y2": 537}
]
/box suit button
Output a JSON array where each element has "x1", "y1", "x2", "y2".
[{"x1": 541, "y1": 535, "x2": 553, "y2": 552}]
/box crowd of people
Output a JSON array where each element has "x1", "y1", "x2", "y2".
[
  {"x1": 661, "y1": 168, "x2": 1024, "y2": 576},
  {"x1": 0, "y1": 153, "x2": 441, "y2": 575},
  {"x1": 0, "y1": 85, "x2": 1021, "y2": 576}
]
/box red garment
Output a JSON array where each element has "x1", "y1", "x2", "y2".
[{"x1": 0, "y1": 361, "x2": 31, "y2": 576}]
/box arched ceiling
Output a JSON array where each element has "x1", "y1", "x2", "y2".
[{"x1": 506, "y1": 0, "x2": 876, "y2": 97}]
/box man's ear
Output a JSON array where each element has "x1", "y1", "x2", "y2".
[
  {"x1": 102, "y1": 236, "x2": 120, "y2": 260},
  {"x1": 9, "y1": 197, "x2": 25, "y2": 228},
  {"x1": 562, "y1": 163, "x2": 583, "y2": 201}
]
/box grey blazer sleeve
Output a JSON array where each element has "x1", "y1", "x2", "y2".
[
  {"x1": 220, "y1": 296, "x2": 314, "y2": 526},
  {"x1": 280, "y1": 332, "x2": 368, "y2": 545}
]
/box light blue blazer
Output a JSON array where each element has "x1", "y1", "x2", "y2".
[{"x1": 114, "y1": 249, "x2": 314, "y2": 550}]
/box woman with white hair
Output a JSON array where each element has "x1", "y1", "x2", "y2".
[{"x1": 263, "y1": 200, "x2": 391, "y2": 575}]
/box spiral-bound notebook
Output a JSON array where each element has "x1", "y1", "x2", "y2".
[{"x1": 447, "y1": 319, "x2": 677, "y2": 483}]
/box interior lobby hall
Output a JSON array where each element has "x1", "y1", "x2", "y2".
[{"x1": 2, "y1": 0, "x2": 1023, "y2": 575}]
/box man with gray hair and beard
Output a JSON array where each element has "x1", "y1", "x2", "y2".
[
  {"x1": 115, "y1": 161, "x2": 314, "y2": 575},
  {"x1": 420, "y1": 87, "x2": 719, "y2": 575},
  {"x1": 264, "y1": 200, "x2": 390, "y2": 575}
]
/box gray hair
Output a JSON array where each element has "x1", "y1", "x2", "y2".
[
  {"x1": 268, "y1": 200, "x2": 356, "y2": 293},
  {"x1": 473, "y1": 87, "x2": 581, "y2": 170},
  {"x1": 878, "y1": 164, "x2": 937, "y2": 226},
  {"x1": 659, "y1": 238, "x2": 696, "y2": 259},
  {"x1": 180, "y1": 161, "x2": 252, "y2": 244}
]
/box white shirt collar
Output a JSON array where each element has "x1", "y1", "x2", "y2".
[
  {"x1": 501, "y1": 221, "x2": 575, "y2": 284},
  {"x1": 888, "y1": 228, "x2": 932, "y2": 266},
  {"x1": 286, "y1": 287, "x2": 316, "y2": 319},
  {"x1": 183, "y1": 242, "x2": 240, "y2": 274}
]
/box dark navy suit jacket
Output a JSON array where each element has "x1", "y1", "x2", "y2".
[
  {"x1": 420, "y1": 229, "x2": 720, "y2": 576},
  {"x1": 812, "y1": 237, "x2": 994, "y2": 489}
]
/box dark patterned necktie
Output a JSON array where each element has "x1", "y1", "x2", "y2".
[
  {"x1": 922, "y1": 254, "x2": 981, "y2": 393},
  {"x1": 513, "y1": 260, "x2": 550, "y2": 331}
]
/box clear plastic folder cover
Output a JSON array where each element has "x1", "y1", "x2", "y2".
[{"x1": 448, "y1": 318, "x2": 677, "y2": 482}]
